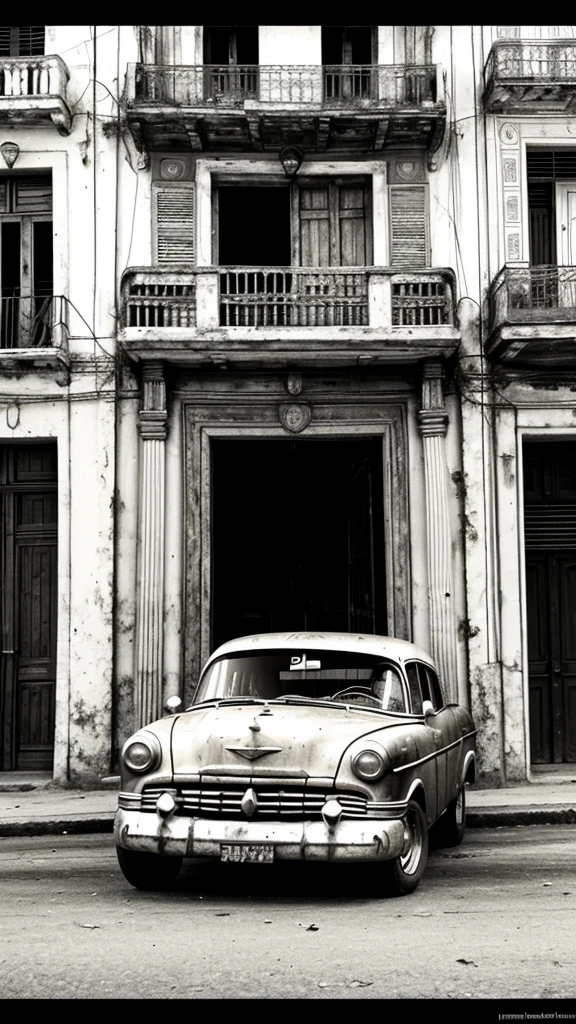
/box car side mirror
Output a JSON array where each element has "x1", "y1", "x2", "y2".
[
  {"x1": 422, "y1": 700, "x2": 435, "y2": 718},
  {"x1": 163, "y1": 695, "x2": 182, "y2": 716}
]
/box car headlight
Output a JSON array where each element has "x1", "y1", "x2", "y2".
[
  {"x1": 351, "y1": 747, "x2": 389, "y2": 782},
  {"x1": 122, "y1": 733, "x2": 161, "y2": 773}
]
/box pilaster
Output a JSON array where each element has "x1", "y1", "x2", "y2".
[
  {"x1": 418, "y1": 360, "x2": 458, "y2": 702},
  {"x1": 134, "y1": 361, "x2": 167, "y2": 728}
]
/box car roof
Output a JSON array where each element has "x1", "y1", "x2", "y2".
[{"x1": 203, "y1": 632, "x2": 436, "y2": 671}]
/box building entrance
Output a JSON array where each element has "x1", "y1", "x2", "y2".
[
  {"x1": 211, "y1": 437, "x2": 387, "y2": 650},
  {"x1": 524, "y1": 440, "x2": 576, "y2": 763}
]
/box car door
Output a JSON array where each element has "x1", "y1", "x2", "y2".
[{"x1": 407, "y1": 662, "x2": 459, "y2": 820}]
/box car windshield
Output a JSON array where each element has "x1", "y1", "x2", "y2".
[{"x1": 194, "y1": 649, "x2": 408, "y2": 713}]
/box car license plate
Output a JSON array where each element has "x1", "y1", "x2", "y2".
[{"x1": 221, "y1": 844, "x2": 274, "y2": 864}]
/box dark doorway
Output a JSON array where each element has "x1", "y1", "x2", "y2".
[
  {"x1": 0, "y1": 442, "x2": 58, "y2": 771},
  {"x1": 211, "y1": 438, "x2": 387, "y2": 651},
  {"x1": 524, "y1": 440, "x2": 576, "y2": 763},
  {"x1": 217, "y1": 186, "x2": 291, "y2": 266}
]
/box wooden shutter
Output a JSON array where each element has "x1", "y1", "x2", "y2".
[
  {"x1": 153, "y1": 183, "x2": 195, "y2": 265},
  {"x1": 338, "y1": 184, "x2": 372, "y2": 266},
  {"x1": 389, "y1": 185, "x2": 428, "y2": 269},
  {"x1": 297, "y1": 185, "x2": 331, "y2": 266},
  {"x1": 13, "y1": 175, "x2": 52, "y2": 214}
]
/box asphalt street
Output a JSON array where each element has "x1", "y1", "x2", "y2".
[{"x1": 1, "y1": 823, "x2": 576, "y2": 1002}]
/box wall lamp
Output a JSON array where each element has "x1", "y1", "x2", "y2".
[
  {"x1": 279, "y1": 146, "x2": 304, "y2": 178},
  {"x1": 0, "y1": 141, "x2": 20, "y2": 169}
]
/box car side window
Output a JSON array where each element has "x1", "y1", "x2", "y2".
[
  {"x1": 415, "y1": 662, "x2": 435, "y2": 709},
  {"x1": 405, "y1": 662, "x2": 423, "y2": 715},
  {"x1": 425, "y1": 666, "x2": 445, "y2": 710}
]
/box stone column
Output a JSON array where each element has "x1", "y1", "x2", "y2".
[
  {"x1": 418, "y1": 360, "x2": 458, "y2": 702},
  {"x1": 134, "y1": 361, "x2": 167, "y2": 728}
]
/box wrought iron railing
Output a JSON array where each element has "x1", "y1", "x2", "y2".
[
  {"x1": 219, "y1": 268, "x2": 369, "y2": 327},
  {"x1": 0, "y1": 294, "x2": 67, "y2": 349},
  {"x1": 130, "y1": 63, "x2": 438, "y2": 108},
  {"x1": 123, "y1": 272, "x2": 197, "y2": 328},
  {"x1": 391, "y1": 275, "x2": 453, "y2": 326},
  {"x1": 489, "y1": 265, "x2": 576, "y2": 330},
  {"x1": 485, "y1": 40, "x2": 576, "y2": 91},
  {"x1": 122, "y1": 268, "x2": 456, "y2": 332},
  {"x1": 0, "y1": 55, "x2": 69, "y2": 98}
]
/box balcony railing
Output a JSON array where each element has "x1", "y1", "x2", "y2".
[
  {"x1": 484, "y1": 41, "x2": 576, "y2": 110},
  {"x1": 490, "y1": 265, "x2": 576, "y2": 331},
  {"x1": 0, "y1": 294, "x2": 67, "y2": 350},
  {"x1": 0, "y1": 54, "x2": 71, "y2": 131},
  {"x1": 131, "y1": 63, "x2": 438, "y2": 108},
  {"x1": 122, "y1": 268, "x2": 455, "y2": 333}
]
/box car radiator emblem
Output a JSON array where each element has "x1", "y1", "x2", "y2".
[
  {"x1": 241, "y1": 787, "x2": 258, "y2": 817},
  {"x1": 225, "y1": 744, "x2": 283, "y2": 761}
]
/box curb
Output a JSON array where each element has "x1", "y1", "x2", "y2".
[
  {"x1": 0, "y1": 818, "x2": 114, "y2": 838},
  {"x1": 468, "y1": 807, "x2": 576, "y2": 828},
  {"x1": 1, "y1": 808, "x2": 576, "y2": 838}
]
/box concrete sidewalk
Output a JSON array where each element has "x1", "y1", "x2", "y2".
[{"x1": 1, "y1": 772, "x2": 576, "y2": 837}]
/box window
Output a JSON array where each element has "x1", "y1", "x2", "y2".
[
  {"x1": 405, "y1": 662, "x2": 424, "y2": 714},
  {"x1": 0, "y1": 27, "x2": 45, "y2": 57},
  {"x1": 0, "y1": 173, "x2": 53, "y2": 348}
]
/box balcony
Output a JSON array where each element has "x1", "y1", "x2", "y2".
[
  {"x1": 120, "y1": 267, "x2": 459, "y2": 367},
  {"x1": 124, "y1": 63, "x2": 445, "y2": 154},
  {"x1": 488, "y1": 265, "x2": 576, "y2": 364},
  {"x1": 0, "y1": 55, "x2": 71, "y2": 133},
  {"x1": 0, "y1": 294, "x2": 69, "y2": 369},
  {"x1": 484, "y1": 40, "x2": 576, "y2": 113}
]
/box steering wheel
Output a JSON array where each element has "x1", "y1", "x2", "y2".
[{"x1": 331, "y1": 686, "x2": 381, "y2": 705}]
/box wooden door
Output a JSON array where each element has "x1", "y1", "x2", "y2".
[
  {"x1": 555, "y1": 182, "x2": 576, "y2": 305},
  {"x1": 527, "y1": 553, "x2": 576, "y2": 763},
  {"x1": 295, "y1": 180, "x2": 372, "y2": 267},
  {"x1": 0, "y1": 444, "x2": 57, "y2": 771}
]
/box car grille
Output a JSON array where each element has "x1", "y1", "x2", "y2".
[{"x1": 140, "y1": 783, "x2": 369, "y2": 820}]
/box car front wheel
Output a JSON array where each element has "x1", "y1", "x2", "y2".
[
  {"x1": 116, "y1": 845, "x2": 183, "y2": 891},
  {"x1": 382, "y1": 800, "x2": 428, "y2": 897}
]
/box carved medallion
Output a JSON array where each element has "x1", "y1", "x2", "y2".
[
  {"x1": 396, "y1": 160, "x2": 418, "y2": 181},
  {"x1": 279, "y1": 403, "x2": 312, "y2": 433},
  {"x1": 160, "y1": 158, "x2": 187, "y2": 180},
  {"x1": 500, "y1": 123, "x2": 519, "y2": 146}
]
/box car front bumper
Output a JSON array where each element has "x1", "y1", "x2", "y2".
[{"x1": 114, "y1": 807, "x2": 407, "y2": 862}]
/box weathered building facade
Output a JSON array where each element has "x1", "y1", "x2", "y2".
[{"x1": 1, "y1": 25, "x2": 575, "y2": 786}]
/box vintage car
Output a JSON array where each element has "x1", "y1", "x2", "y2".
[{"x1": 115, "y1": 632, "x2": 476, "y2": 896}]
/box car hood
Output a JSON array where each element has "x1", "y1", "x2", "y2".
[{"x1": 171, "y1": 702, "x2": 403, "y2": 778}]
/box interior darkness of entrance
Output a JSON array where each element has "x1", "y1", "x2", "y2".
[
  {"x1": 211, "y1": 437, "x2": 387, "y2": 651},
  {"x1": 217, "y1": 186, "x2": 291, "y2": 266}
]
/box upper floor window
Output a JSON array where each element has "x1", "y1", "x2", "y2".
[
  {"x1": 0, "y1": 26, "x2": 45, "y2": 57},
  {"x1": 203, "y1": 26, "x2": 259, "y2": 66}
]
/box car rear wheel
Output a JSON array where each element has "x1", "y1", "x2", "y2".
[
  {"x1": 382, "y1": 800, "x2": 428, "y2": 897},
  {"x1": 431, "y1": 785, "x2": 466, "y2": 848},
  {"x1": 116, "y1": 845, "x2": 183, "y2": 891}
]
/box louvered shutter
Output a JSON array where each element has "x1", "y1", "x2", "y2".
[
  {"x1": 13, "y1": 174, "x2": 52, "y2": 214},
  {"x1": 153, "y1": 184, "x2": 195, "y2": 265},
  {"x1": 389, "y1": 185, "x2": 428, "y2": 269}
]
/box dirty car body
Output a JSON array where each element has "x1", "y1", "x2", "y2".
[{"x1": 115, "y1": 632, "x2": 477, "y2": 895}]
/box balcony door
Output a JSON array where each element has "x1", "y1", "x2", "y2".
[
  {"x1": 203, "y1": 27, "x2": 259, "y2": 101},
  {"x1": 321, "y1": 26, "x2": 375, "y2": 101},
  {"x1": 556, "y1": 182, "x2": 576, "y2": 305},
  {"x1": 0, "y1": 174, "x2": 53, "y2": 349}
]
